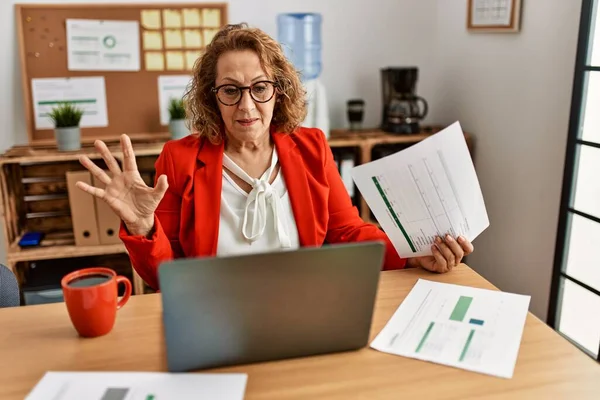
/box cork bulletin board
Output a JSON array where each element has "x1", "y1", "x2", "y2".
[{"x1": 16, "y1": 3, "x2": 228, "y2": 144}]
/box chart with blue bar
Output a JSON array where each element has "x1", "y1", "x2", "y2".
[{"x1": 370, "y1": 279, "x2": 530, "y2": 378}]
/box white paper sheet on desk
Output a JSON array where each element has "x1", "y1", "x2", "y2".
[
  {"x1": 25, "y1": 371, "x2": 248, "y2": 400},
  {"x1": 370, "y1": 279, "x2": 530, "y2": 379},
  {"x1": 351, "y1": 121, "x2": 489, "y2": 258}
]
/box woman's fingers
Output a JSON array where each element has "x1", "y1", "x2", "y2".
[
  {"x1": 430, "y1": 245, "x2": 448, "y2": 273},
  {"x1": 78, "y1": 155, "x2": 111, "y2": 185},
  {"x1": 95, "y1": 140, "x2": 122, "y2": 175},
  {"x1": 120, "y1": 134, "x2": 138, "y2": 172},
  {"x1": 458, "y1": 236, "x2": 474, "y2": 255},
  {"x1": 75, "y1": 181, "x2": 105, "y2": 199},
  {"x1": 152, "y1": 174, "x2": 169, "y2": 200},
  {"x1": 434, "y1": 236, "x2": 456, "y2": 270},
  {"x1": 444, "y1": 234, "x2": 465, "y2": 264}
]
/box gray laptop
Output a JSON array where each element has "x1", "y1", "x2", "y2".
[{"x1": 157, "y1": 241, "x2": 385, "y2": 372}]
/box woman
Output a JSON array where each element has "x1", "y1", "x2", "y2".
[{"x1": 77, "y1": 23, "x2": 474, "y2": 290}]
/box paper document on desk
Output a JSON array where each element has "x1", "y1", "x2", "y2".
[
  {"x1": 351, "y1": 121, "x2": 489, "y2": 258},
  {"x1": 26, "y1": 371, "x2": 247, "y2": 400},
  {"x1": 371, "y1": 279, "x2": 530, "y2": 378}
]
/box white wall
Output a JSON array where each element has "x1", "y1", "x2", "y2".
[{"x1": 432, "y1": 0, "x2": 582, "y2": 319}]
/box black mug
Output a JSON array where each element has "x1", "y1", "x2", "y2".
[{"x1": 347, "y1": 99, "x2": 365, "y2": 131}]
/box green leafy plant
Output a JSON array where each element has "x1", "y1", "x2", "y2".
[
  {"x1": 168, "y1": 97, "x2": 187, "y2": 120},
  {"x1": 47, "y1": 102, "x2": 84, "y2": 128}
]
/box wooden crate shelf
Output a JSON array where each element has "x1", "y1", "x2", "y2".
[{"x1": 7, "y1": 232, "x2": 127, "y2": 264}]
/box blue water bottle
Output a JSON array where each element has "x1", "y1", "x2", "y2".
[{"x1": 277, "y1": 13, "x2": 322, "y2": 80}]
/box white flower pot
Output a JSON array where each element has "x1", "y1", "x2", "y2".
[
  {"x1": 169, "y1": 119, "x2": 189, "y2": 140},
  {"x1": 55, "y1": 126, "x2": 81, "y2": 151}
]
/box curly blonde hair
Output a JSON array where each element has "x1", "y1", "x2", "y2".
[{"x1": 184, "y1": 23, "x2": 307, "y2": 144}]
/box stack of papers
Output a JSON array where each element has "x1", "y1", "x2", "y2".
[
  {"x1": 371, "y1": 279, "x2": 530, "y2": 378},
  {"x1": 26, "y1": 372, "x2": 247, "y2": 400}
]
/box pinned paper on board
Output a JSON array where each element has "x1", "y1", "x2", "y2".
[
  {"x1": 203, "y1": 29, "x2": 219, "y2": 46},
  {"x1": 164, "y1": 30, "x2": 183, "y2": 48},
  {"x1": 183, "y1": 30, "x2": 202, "y2": 48},
  {"x1": 166, "y1": 51, "x2": 185, "y2": 70},
  {"x1": 185, "y1": 50, "x2": 201, "y2": 70},
  {"x1": 163, "y1": 9, "x2": 182, "y2": 28},
  {"x1": 183, "y1": 8, "x2": 202, "y2": 27},
  {"x1": 145, "y1": 52, "x2": 164, "y2": 71},
  {"x1": 143, "y1": 31, "x2": 163, "y2": 50},
  {"x1": 202, "y1": 9, "x2": 221, "y2": 27},
  {"x1": 141, "y1": 10, "x2": 161, "y2": 29}
]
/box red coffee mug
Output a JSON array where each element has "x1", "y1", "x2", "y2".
[{"x1": 61, "y1": 267, "x2": 132, "y2": 338}]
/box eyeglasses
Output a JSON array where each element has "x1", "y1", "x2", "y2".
[{"x1": 212, "y1": 81, "x2": 277, "y2": 106}]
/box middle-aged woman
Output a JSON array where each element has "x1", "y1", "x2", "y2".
[{"x1": 76, "y1": 23, "x2": 474, "y2": 290}]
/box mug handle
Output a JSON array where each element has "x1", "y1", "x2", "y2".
[{"x1": 116, "y1": 276, "x2": 132, "y2": 310}]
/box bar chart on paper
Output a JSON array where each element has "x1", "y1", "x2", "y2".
[
  {"x1": 351, "y1": 121, "x2": 489, "y2": 257},
  {"x1": 370, "y1": 279, "x2": 531, "y2": 378},
  {"x1": 371, "y1": 150, "x2": 470, "y2": 253}
]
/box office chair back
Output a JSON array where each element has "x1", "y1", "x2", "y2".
[{"x1": 0, "y1": 264, "x2": 20, "y2": 307}]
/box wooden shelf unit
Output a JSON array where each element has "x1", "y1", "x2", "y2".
[
  {"x1": 0, "y1": 126, "x2": 474, "y2": 301},
  {"x1": 0, "y1": 136, "x2": 164, "y2": 297}
]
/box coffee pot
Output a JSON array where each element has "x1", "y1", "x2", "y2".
[{"x1": 381, "y1": 67, "x2": 428, "y2": 134}]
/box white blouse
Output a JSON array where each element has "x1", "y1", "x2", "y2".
[{"x1": 216, "y1": 148, "x2": 300, "y2": 256}]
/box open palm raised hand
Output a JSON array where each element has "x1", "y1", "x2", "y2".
[{"x1": 76, "y1": 134, "x2": 168, "y2": 237}]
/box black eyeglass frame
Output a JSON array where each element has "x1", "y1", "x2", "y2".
[{"x1": 211, "y1": 80, "x2": 278, "y2": 106}]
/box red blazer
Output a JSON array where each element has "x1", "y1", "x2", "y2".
[{"x1": 120, "y1": 127, "x2": 406, "y2": 289}]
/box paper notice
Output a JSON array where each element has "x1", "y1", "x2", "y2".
[
  {"x1": 163, "y1": 9, "x2": 182, "y2": 28},
  {"x1": 183, "y1": 29, "x2": 202, "y2": 48},
  {"x1": 141, "y1": 10, "x2": 161, "y2": 29},
  {"x1": 145, "y1": 52, "x2": 164, "y2": 71},
  {"x1": 158, "y1": 75, "x2": 192, "y2": 125},
  {"x1": 143, "y1": 31, "x2": 163, "y2": 50},
  {"x1": 66, "y1": 19, "x2": 140, "y2": 71},
  {"x1": 202, "y1": 9, "x2": 221, "y2": 27},
  {"x1": 166, "y1": 51, "x2": 185, "y2": 70},
  {"x1": 31, "y1": 77, "x2": 108, "y2": 130},
  {"x1": 183, "y1": 8, "x2": 202, "y2": 28},
  {"x1": 164, "y1": 29, "x2": 183, "y2": 49}
]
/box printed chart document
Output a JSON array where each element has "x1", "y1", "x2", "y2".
[
  {"x1": 31, "y1": 77, "x2": 108, "y2": 130},
  {"x1": 26, "y1": 371, "x2": 248, "y2": 400},
  {"x1": 66, "y1": 19, "x2": 140, "y2": 71},
  {"x1": 351, "y1": 121, "x2": 489, "y2": 258},
  {"x1": 158, "y1": 75, "x2": 192, "y2": 125},
  {"x1": 371, "y1": 279, "x2": 530, "y2": 378}
]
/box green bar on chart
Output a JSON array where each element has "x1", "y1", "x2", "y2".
[
  {"x1": 415, "y1": 321, "x2": 435, "y2": 353},
  {"x1": 450, "y1": 296, "x2": 473, "y2": 322},
  {"x1": 459, "y1": 329, "x2": 475, "y2": 362},
  {"x1": 372, "y1": 176, "x2": 416, "y2": 252}
]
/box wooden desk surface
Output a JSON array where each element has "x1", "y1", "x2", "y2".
[{"x1": 1, "y1": 265, "x2": 598, "y2": 399}]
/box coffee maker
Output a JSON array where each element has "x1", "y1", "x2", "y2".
[{"x1": 380, "y1": 67, "x2": 428, "y2": 134}]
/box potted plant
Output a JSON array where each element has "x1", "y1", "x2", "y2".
[
  {"x1": 48, "y1": 102, "x2": 84, "y2": 151},
  {"x1": 168, "y1": 97, "x2": 189, "y2": 140}
]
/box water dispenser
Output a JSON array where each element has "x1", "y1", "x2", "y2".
[{"x1": 277, "y1": 13, "x2": 329, "y2": 136}]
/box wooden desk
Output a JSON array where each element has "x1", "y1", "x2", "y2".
[{"x1": 1, "y1": 265, "x2": 598, "y2": 399}]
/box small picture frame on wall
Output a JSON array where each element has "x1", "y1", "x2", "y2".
[{"x1": 467, "y1": 0, "x2": 522, "y2": 33}]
